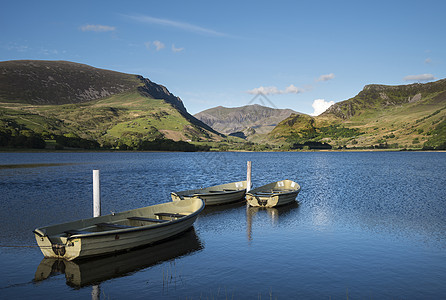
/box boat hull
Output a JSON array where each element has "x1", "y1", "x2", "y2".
[
  {"x1": 246, "y1": 191, "x2": 299, "y2": 207},
  {"x1": 34, "y1": 198, "x2": 204, "y2": 260}
]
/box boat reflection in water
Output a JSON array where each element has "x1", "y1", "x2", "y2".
[
  {"x1": 246, "y1": 201, "x2": 300, "y2": 241},
  {"x1": 34, "y1": 228, "x2": 202, "y2": 288}
]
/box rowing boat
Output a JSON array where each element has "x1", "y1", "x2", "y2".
[
  {"x1": 171, "y1": 181, "x2": 247, "y2": 206},
  {"x1": 245, "y1": 179, "x2": 301, "y2": 207},
  {"x1": 34, "y1": 228, "x2": 202, "y2": 287},
  {"x1": 33, "y1": 198, "x2": 204, "y2": 260}
]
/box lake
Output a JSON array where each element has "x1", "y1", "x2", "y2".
[{"x1": 0, "y1": 151, "x2": 445, "y2": 299}]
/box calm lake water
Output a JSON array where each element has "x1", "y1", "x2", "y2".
[{"x1": 0, "y1": 151, "x2": 445, "y2": 299}]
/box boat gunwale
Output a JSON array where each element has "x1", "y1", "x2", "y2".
[
  {"x1": 173, "y1": 181, "x2": 247, "y2": 197},
  {"x1": 247, "y1": 180, "x2": 301, "y2": 194}
]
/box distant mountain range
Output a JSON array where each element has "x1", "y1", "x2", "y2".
[
  {"x1": 0, "y1": 60, "x2": 221, "y2": 150},
  {"x1": 194, "y1": 104, "x2": 298, "y2": 139},
  {"x1": 1, "y1": 59, "x2": 444, "y2": 151},
  {"x1": 269, "y1": 79, "x2": 446, "y2": 149}
]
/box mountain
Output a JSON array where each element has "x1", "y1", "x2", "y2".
[
  {"x1": 0, "y1": 60, "x2": 221, "y2": 149},
  {"x1": 269, "y1": 79, "x2": 446, "y2": 150},
  {"x1": 194, "y1": 104, "x2": 298, "y2": 139}
]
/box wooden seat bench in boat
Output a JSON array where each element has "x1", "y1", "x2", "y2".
[
  {"x1": 127, "y1": 216, "x2": 168, "y2": 223},
  {"x1": 155, "y1": 212, "x2": 186, "y2": 219},
  {"x1": 96, "y1": 222, "x2": 135, "y2": 230}
]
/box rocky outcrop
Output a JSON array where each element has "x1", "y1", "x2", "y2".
[{"x1": 136, "y1": 76, "x2": 186, "y2": 113}]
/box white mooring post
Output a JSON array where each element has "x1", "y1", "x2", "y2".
[
  {"x1": 246, "y1": 161, "x2": 252, "y2": 192},
  {"x1": 92, "y1": 170, "x2": 101, "y2": 300},
  {"x1": 93, "y1": 170, "x2": 101, "y2": 217}
]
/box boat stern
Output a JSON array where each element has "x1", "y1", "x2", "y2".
[
  {"x1": 34, "y1": 231, "x2": 56, "y2": 258},
  {"x1": 170, "y1": 192, "x2": 182, "y2": 201},
  {"x1": 34, "y1": 230, "x2": 81, "y2": 260}
]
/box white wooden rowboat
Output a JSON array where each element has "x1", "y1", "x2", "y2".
[
  {"x1": 246, "y1": 179, "x2": 301, "y2": 207},
  {"x1": 171, "y1": 181, "x2": 247, "y2": 206},
  {"x1": 33, "y1": 198, "x2": 204, "y2": 260}
]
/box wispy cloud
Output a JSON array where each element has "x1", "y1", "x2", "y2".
[
  {"x1": 424, "y1": 58, "x2": 432, "y2": 64},
  {"x1": 153, "y1": 40, "x2": 165, "y2": 51},
  {"x1": 3, "y1": 42, "x2": 29, "y2": 52},
  {"x1": 403, "y1": 74, "x2": 435, "y2": 82},
  {"x1": 172, "y1": 44, "x2": 184, "y2": 53},
  {"x1": 311, "y1": 99, "x2": 334, "y2": 116},
  {"x1": 317, "y1": 73, "x2": 335, "y2": 82},
  {"x1": 80, "y1": 24, "x2": 116, "y2": 32},
  {"x1": 125, "y1": 15, "x2": 228, "y2": 37},
  {"x1": 145, "y1": 41, "x2": 165, "y2": 51},
  {"x1": 247, "y1": 84, "x2": 304, "y2": 95}
]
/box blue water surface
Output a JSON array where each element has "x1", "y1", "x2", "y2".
[{"x1": 0, "y1": 151, "x2": 445, "y2": 299}]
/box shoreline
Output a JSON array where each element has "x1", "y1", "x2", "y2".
[{"x1": 1, "y1": 147, "x2": 445, "y2": 154}]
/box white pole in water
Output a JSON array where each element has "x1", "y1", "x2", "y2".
[
  {"x1": 246, "y1": 161, "x2": 252, "y2": 192},
  {"x1": 93, "y1": 170, "x2": 101, "y2": 217},
  {"x1": 92, "y1": 170, "x2": 101, "y2": 300}
]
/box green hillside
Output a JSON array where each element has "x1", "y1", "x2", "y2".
[
  {"x1": 268, "y1": 79, "x2": 446, "y2": 150},
  {"x1": 0, "y1": 60, "x2": 221, "y2": 150}
]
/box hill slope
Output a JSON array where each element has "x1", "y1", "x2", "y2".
[
  {"x1": 0, "y1": 60, "x2": 221, "y2": 149},
  {"x1": 194, "y1": 104, "x2": 298, "y2": 139},
  {"x1": 269, "y1": 79, "x2": 446, "y2": 149}
]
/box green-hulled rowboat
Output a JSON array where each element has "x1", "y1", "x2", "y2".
[
  {"x1": 171, "y1": 181, "x2": 247, "y2": 206},
  {"x1": 33, "y1": 198, "x2": 204, "y2": 260},
  {"x1": 246, "y1": 179, "x2": 301, "y2": 207}
]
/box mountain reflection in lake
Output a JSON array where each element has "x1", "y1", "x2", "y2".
[{"x1": 0, "y1": 151, "x2": 445, "y2": 299}]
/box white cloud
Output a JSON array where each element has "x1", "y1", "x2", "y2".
[
  {"x1": 80, "y1": 24, "x2": 115, "y2": 32},
  {"x1": 153, "y1": 40, "x2": 165, "y2": 51},
  {"x1": 311, "y1": 99, "x2": 334, "y2": 116},
  {"x1": 403, "y1": 74, "x2": 435, "y2": 82},
  {"x1": 247, "y1": 86, "x2": 280, "y2": 95},
  {"x1": 317, "y1": 73, "x2": 335, "y2": 82},
  {"x1": 145, "y1": 41, "x2": 165, "y2": 51},
  {"x1": 172, "y1": 44, "x2": 184, "y2": 53},
  {"x1": 284, "y1": 84, "x2": 303, "y2": 94},
  {"x1": 125, "y1": 15, "x2": 228, "y2": 37},
  {"x1": 247, "y1": 84, "x2": 304, "y2": 95}
]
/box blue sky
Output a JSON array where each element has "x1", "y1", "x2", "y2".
[{"x1": 1, "y1": 0, "x2": 445, "y2": 115}]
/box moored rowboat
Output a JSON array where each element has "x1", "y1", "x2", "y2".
[
  {"x1": 171, "y1": 181, "x2": 247, "y2": 206},
  {"x1": 33, "y1": 198, "x2": 204, "y2": 260},
  {"x1": 246, "y1": 179, "x2": 301, "y2": 208},
  {"x1": 34, "y1": 228, "x2": 202, "y2": 287}
]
